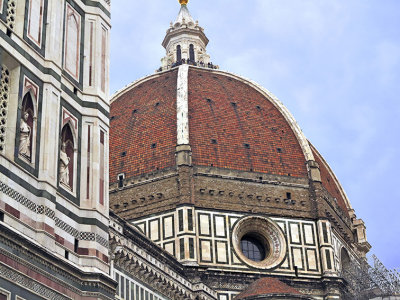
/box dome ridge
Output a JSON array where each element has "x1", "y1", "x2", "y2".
[
  {"x1": 310, "y1": 142, "x2": 352, "y2": 210},
  {"x1": 110, "y1": 69, "x2": 173, "y2": 103}
]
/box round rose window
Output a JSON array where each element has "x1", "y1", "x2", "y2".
[{"x1": 232, "y1": 216, "x2": 287, "y2": 269}]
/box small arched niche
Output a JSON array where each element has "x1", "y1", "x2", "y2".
[
  {"x1": 60, "y1": 123, "x2": 76, "y2": 191},
  {"x1": 340, "y1": 247, "x2": 351, "y2": 273},
  {"x1": 19, "y1": 91, "x2": 37, "y2": 163}
]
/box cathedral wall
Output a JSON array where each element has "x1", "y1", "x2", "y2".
[
  {"x1": 110, "y1": 165, "x2": 314, "y2": 221},
  {"x1": 0, "y1": 0, "x2": 113, "y2": 298},
  {"x1": 110, "y1": 214, "x2": 218, "y2": 300},
  {"x1": 132, "y1": 207, "x2": 323, "y2": 277},
  {"x1": 130, "y1": 207, "x2": 334, "y2": 299},
  {"x1": 113, "y1": 267, "x2": 168, "y2": 300},
  {"x1": 110, "y1": 168, "x2": 181, "y2": 219}
]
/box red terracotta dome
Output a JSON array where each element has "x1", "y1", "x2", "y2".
[
  {"x1": 110, "y1": 65, "x2": 354, "y2": 221},
  {"x1": 311, "y1": 143, "x2": 351, "y2": 217},
  {"x1": 110, "y1": 67, "x2": 312, "y2": 183},
  {"x1": 106, "y1": 4, "x2": 373, "y2": 299},
  {"x1": 187, "y1": 68, "x2": 307, "y2": 177},
  {"x1": 234, "y1": 277, "x2": 312, "y2": 300},
  {"x1": 110, "y1": 70, "x2": 178, "y2": 182}
]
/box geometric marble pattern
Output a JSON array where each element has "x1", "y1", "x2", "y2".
[
  {"x1": 0, "y1": 65, "x2": 10, "y2": 152},
  {"x1": 0, "y1": 263, "x2": 70, "y2": 300},
  {"x1": 6, "y1": 0, "x2": 16, "y2": 30},
  {"x1": 0, "y1": 180, "x2": 108, "y2": 247}
]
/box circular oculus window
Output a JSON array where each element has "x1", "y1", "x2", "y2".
[{"x1": 232, "y1": 216, "x2": 287, "y2": 269}]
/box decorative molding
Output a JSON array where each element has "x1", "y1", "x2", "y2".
[
  {"x1": 231, "y1": 215, "x2": 287, "y2": 270},
  {"x1": 0, "y1": 229, "x2": 115, "y2": 298},
  {"x1": 109, "y1": 215, "x2": 218, "y2": 299},
  {"x1": 6, "y1": 0, "x2": 16, "y2": 30},
  {"x1": 0, "y1": 180, "x2": 108, "y2": 247},
  {"x1": 0, "y1": 262, "x2": 71, "y2": 300},
  {"x1": 176, "y1": 64, "x2": 189, "y2": 145},
  {"x1": 0, "y1": 65, "x2": 10, "y2": 153}
]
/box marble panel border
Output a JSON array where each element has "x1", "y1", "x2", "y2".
[
  {"x1": 61, "y1": 0, "x2": 85, "y2": 90},
  {"x1": 22, "y1": 0, "x2": 48, "y2": 56}
]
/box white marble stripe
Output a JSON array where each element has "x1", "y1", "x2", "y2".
[{"x1": 176, "y1": 65, "x2": 190, "y2": 145}]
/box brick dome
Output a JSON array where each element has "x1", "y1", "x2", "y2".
[
  {"x1": 234, "y1": 277, "x2": 312, "y2": 300},
  {"x1": 106, "y1": 4, "x2": 373, "y2": 300},
  {"x1": 110, "y1": 70, "x2": 178, "y2": 182},
  {"x1": 110, "y1": 67, "x2": 311, "y2": 184}
]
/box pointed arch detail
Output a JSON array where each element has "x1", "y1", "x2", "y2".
[
  {"x1": 59, "y1": 108, "x2": 79, "y2": 193},
  {"x1": 64, "y1": 3, "x2": 81, "y2": 80}
]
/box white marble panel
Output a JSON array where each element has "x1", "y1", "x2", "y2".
[
  {"x1": 280, "y1": 256, "x2": 290, "y2": 269},
  {"x1": 216, "y1": 241, "x2": 227, "y2": 263},
  {"x1": 215, "y1": 216, "x2": 225, "y2": 237},
  {"x1": 47, "y1": 0, "x2": 63, "y2": 64},
  {"x1": 27, "y1": 0, "x2": 43, "y2": 46},
  {"x1": 232, "y1": 252, "x2": 241, "y2": 264},
  {"x1": 137, "y1": 223, "x2": 145, "y2": 234},
  {"x1": 64, "y1": 4, "x2": 81, "y2": 80},
  {"x1": 306, "y1": 249, "x2": 317, "y2": 271},
  {"x1": 149, "y1": 219, "x2": 159, "y2": 241},
  {"x1": 303, "y1": 224, "x2": 314, "y2": 245},
  {"x1": 290, "y1": 223, "x2": 301, "y2": 244},
  {"x1": 201, "y1": 240, "x2": 211, "y2": 262},
  {"x1": 164, "y1": 243, "x2": 174, "y2": 256},
  {"x1": 292, "y1": 248, "x2": 303, "y2": 269},
  {"x1": 163, "y1": 216, "x2": 173, "y2": 239},
  {"x1": 229, "y1": 217, "x2": 238, "y2": 228},
  {"x1": 199, "y1": 214, "x2": 210, "y2": 236}
]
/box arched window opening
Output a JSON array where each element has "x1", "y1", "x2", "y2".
[
  {"x1": 240, "y1": 233, "x2": 268, "y2": 262},
  {"x1": 340, "y1": 247, "x2": 352, "y2": 283},
  {"x1": 189, "y1": 44, "x2": 195, "y2": 62},
  {"x1": 341, "y1": 248, "x2": 351, "y2": 271},
  {"x1": 19, "y1": 92, "x2": 35, "y2": 161},
  {"x1": 176, "y1": 45, "x2": 182, "y2": 62},
  {"x1": 60, "y1": 124, "x2": 75, "y2": 190}
]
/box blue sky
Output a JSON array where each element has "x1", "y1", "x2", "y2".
[{"x1": 110, "y1": 1, "x2": 400, "y2": 270}]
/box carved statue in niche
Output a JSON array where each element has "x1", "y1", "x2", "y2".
[
  {"x1": 59, "y1": 142, "x2": 70, "y2": 187},
  {"x1": 19, "y1": 111, "x2": 31, "y2": 159}
]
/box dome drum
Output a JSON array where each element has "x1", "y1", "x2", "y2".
[{"x1": 110, "y1": 162, "x2": 314, "y2": 220}]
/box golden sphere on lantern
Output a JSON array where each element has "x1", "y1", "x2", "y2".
[{"x1": 179, "y1": 0, "x2": 189, "y2": 5}]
